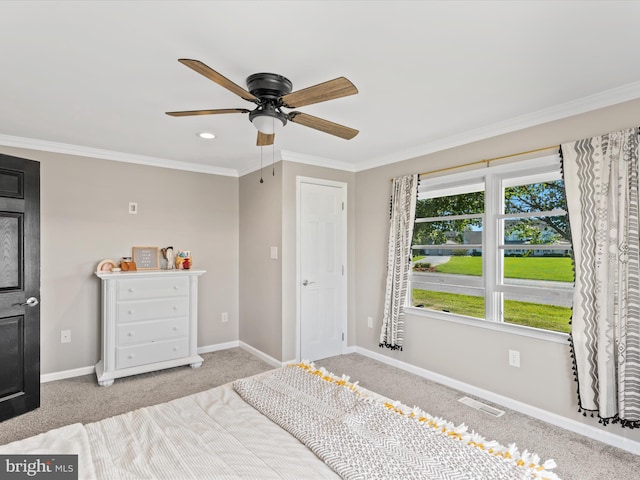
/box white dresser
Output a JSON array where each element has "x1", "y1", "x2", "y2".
[{"x1": 94, "y1": 269, "x2": 205, "y2": 386}]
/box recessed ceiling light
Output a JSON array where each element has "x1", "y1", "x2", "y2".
[{"x1": 197, "y1": 132, "x2": 215, "y2": 139}]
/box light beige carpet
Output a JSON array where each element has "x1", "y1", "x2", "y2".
[{"x1": 1, "y1": 348, "x2": 637, "y2": 480}]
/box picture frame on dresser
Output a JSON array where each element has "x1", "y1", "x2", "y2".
[{"x1": 132, "y1": 246, "x2": 159, "y2": 270}]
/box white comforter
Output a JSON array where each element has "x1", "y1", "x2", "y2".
[{"x1": 0, "y1": 382, "x2": 339, "y2": 480}]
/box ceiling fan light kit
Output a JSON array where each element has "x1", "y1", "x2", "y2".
[
  {"x1": 197, "y1": 132, "x2": 215, "y2": 139},
  {"x1": 166, "y1": 59, "x2": 359, "y2": 147},
  {"x1": 248, "y1": 105, "x2": 287, "y2": 134}
]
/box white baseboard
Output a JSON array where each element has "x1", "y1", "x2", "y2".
[
  {"x1": 197, "y1": 340, "x2": 240, "y2": 354},
  {"x1": 41, "y1": 365, "x2": 95, "y2": 383},
  {"x1": 238, "y1": 341, "x2": 293, "y2": 368},
  {"x1": 41, "y1": 341, "x2": 241, "y2": 384},
  {"x1": 352, "y1": 346, "x2": 640, "y2": 455}
]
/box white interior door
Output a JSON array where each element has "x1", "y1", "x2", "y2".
[{"x1": 298, "y1": 178, "x2": 346, "y2": 361}]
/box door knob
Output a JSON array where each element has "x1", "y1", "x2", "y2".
[
  {"x1": 15, "y1": 297, "x2": 39, "y2": 307},
  {"x1": 302, "y1": 280, "x2": 316, "y2": 286}
]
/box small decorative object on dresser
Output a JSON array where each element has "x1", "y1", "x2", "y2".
[
  {"x1": 132, "y1": 246, "x2": 160, "y2": 270},
  {"x1": 176, "y1": 250, "x2": 192, "y2": 270},
  {"x1": 96, "y1": 259, "x2": 117, "y2": 273},
  {"x1": 94, "y1": 269, "x2": 205, "y2": 386},
  {"x1": 161, "y1": 246, "x2": 174, "y2": 270},
  {"x1": 120, "y1": 259, "x2": 137, "y2": 271}
]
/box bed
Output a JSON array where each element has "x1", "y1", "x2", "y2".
[{"x1": 0, "y1": 362, "x2": 561, "y2": 479}]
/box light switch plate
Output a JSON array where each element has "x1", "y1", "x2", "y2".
[
  {"x1": 508, "y1": 349, "x2": 520, "y2": 367},
  {"x1": 270, "y1": 246, "x2": 278, "y2": 259},
  {"x1": 61, "y1": 330, "x2": 71, "y2": 343}
]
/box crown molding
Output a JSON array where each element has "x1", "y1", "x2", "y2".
[
  {"x1": 235, "y1": 149, "x2": 284, "y2": 177},
  {"x1": 355, "y1": 80, "x2": 640, "y2": 172},
  {"x1": 0, "y1": 133, "x2": 239, "y2": 177},
  {"x1": 236, "y1": 149, "x2": 357, "y2": 177},
  {"x1": 280, "y1": 150, "x2": 356, "y2": 172}
]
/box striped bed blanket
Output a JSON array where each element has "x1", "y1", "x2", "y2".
[{"x1": 234, "y1": 363, "x2": 561, "y2": 480}]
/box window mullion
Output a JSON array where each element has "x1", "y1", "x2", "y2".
[
  {"x1": 484, "y1": 173, "x2": 501, "y2": 322},
  {"x1": 416, "y1": 213, "x2": 484, "y2": 223}
]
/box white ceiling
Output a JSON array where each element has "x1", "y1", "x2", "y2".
[{"x1": 2, "y1": 1, "x2": 640, "y2": 176}]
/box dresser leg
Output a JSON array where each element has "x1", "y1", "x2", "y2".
[
  {"x1": 98, "y1": 378, "x2": 115, "y2": 387},
  {"x1": 190, "y1": 362, "x2": 203, "y2": 369}
]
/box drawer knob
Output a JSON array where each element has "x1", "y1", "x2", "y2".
[
  {"x1": 173, "y1": 327, "x2": 178, "y2": 331},
  {"x1": 128, "y1": 354, "x2": 135, "y2": 359},
  {"x1": 128, "y1": 331, "x2": 134, "y2": 337},
  {"x1": 128, "y1": 288, "x2": 134, "y2": 293},
  {"x1": 173, "y1": 285, "x2": 179, "y2": 290},
  {"x1": 173, "y1": 347, "x2": 178, "y2": 351},
  {"x1": 128, "y1": 310, "x2": 133, "y2": 315},
  {"x1": 173, "y1": 306, "x2": 177, "y2": 310}
]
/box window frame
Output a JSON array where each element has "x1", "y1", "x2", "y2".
[{"x1": 407, "y1": 154, "x2": 571, "y2": 343}]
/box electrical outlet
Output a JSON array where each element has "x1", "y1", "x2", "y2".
[
  {"x1": 61, "y1": 330, "x2": 71, "y2": 344},
  {"x1": 367, "y1": 316, "x2": 373, "y2": 328},
  {"x1": 508, "y1": 349, "x2": 520, "y2": 368},
  {"x1": 129, "y1": 202, "x2": 138, "y2": 214},
  {"x1": 221, "y1": 312, "x2": 228, "y2": 323}
]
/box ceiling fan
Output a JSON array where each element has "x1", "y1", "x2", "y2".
[{"x1": 166, "y1": 59, "x2": 359, "y2": 146}]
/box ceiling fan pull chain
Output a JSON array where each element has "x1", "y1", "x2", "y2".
[
  {"x1": 260, "y1": 146, "x2": 264, "y2": 184},
  {"x1": 272, "y1": 118, "x2": 275, "y2": 176}
]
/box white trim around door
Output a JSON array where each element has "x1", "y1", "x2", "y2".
[{"x1": 296, "y1": 176, "x2": 348, "y2": 362}]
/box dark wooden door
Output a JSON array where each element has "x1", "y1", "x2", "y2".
[{"x1": 0, "y1": 154, "x2": 40, "y2": 422}]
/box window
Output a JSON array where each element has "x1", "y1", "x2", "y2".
[{"x1": 410, "y1": 155, "x2": 573, "y2": 334}]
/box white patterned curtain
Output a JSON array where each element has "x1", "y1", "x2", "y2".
[
  {"x1": 562, "y1": 127, "x2": 640, "y2": 428},
  {"x1": 379, "y1": 174, "x2": 418, "y2": 351}
]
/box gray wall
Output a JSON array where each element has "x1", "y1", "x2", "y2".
[
  {"x1": 238, "y1": 163, "x2": 283, "y2": 360},
  {"x1": 354, "y1": 98, "x2": 640, "y2": 444},
  {"x1": 0, "y1": 146, "x2": 239, "y2": 375},
  {"x1": 238, "y1": 160, "x2": 355, "y2": 362}
]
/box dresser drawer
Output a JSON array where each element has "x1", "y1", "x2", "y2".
[
  {"x1": 117, "y1": 277, "x2": 189, "y2": 301},
  {"x1": 116, "y1": 338, "x2": 189, "y2": 369},
  {"x1": 116, "y1": 318, "x2": 188, "y2": 346},
  {"x1": 117, "y1": 297, "x2": 189, "y2": 323}
]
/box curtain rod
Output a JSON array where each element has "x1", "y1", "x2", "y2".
[{"x1": 392, "y1": 144, "x2": 560, "y2": 181}]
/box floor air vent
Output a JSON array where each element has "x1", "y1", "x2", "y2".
[{"x1": 458, "y1": 397, "x2": 505, "y2": 417}]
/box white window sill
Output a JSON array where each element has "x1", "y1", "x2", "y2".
[{"x1": 404, "y1": 306, "x2": 570, "y2": 345}]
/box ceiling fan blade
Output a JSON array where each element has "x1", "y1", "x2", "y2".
[
  {"x1": 178, "y1": 59, "x2": 258, "y2": 102},
  {"x1": 281, "y1": 77, "x2": 358, "y2": 108},
  {"x1": 166, "y1": 108, "x2": 250, "y2": 117},
  {"x1": 257, "y1": 131, "x2": 275, "y2": 146},
  {"x1": 288, "y1": 112, "x2": 358, "y2": 140}
]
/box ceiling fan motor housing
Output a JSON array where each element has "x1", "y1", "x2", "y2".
[
  {"x1": 247, "y1": 73, "x2": 292, "y2": 129},
  {"x1": 246, "y1": 72, "x2": 293, "y2": 99}
]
